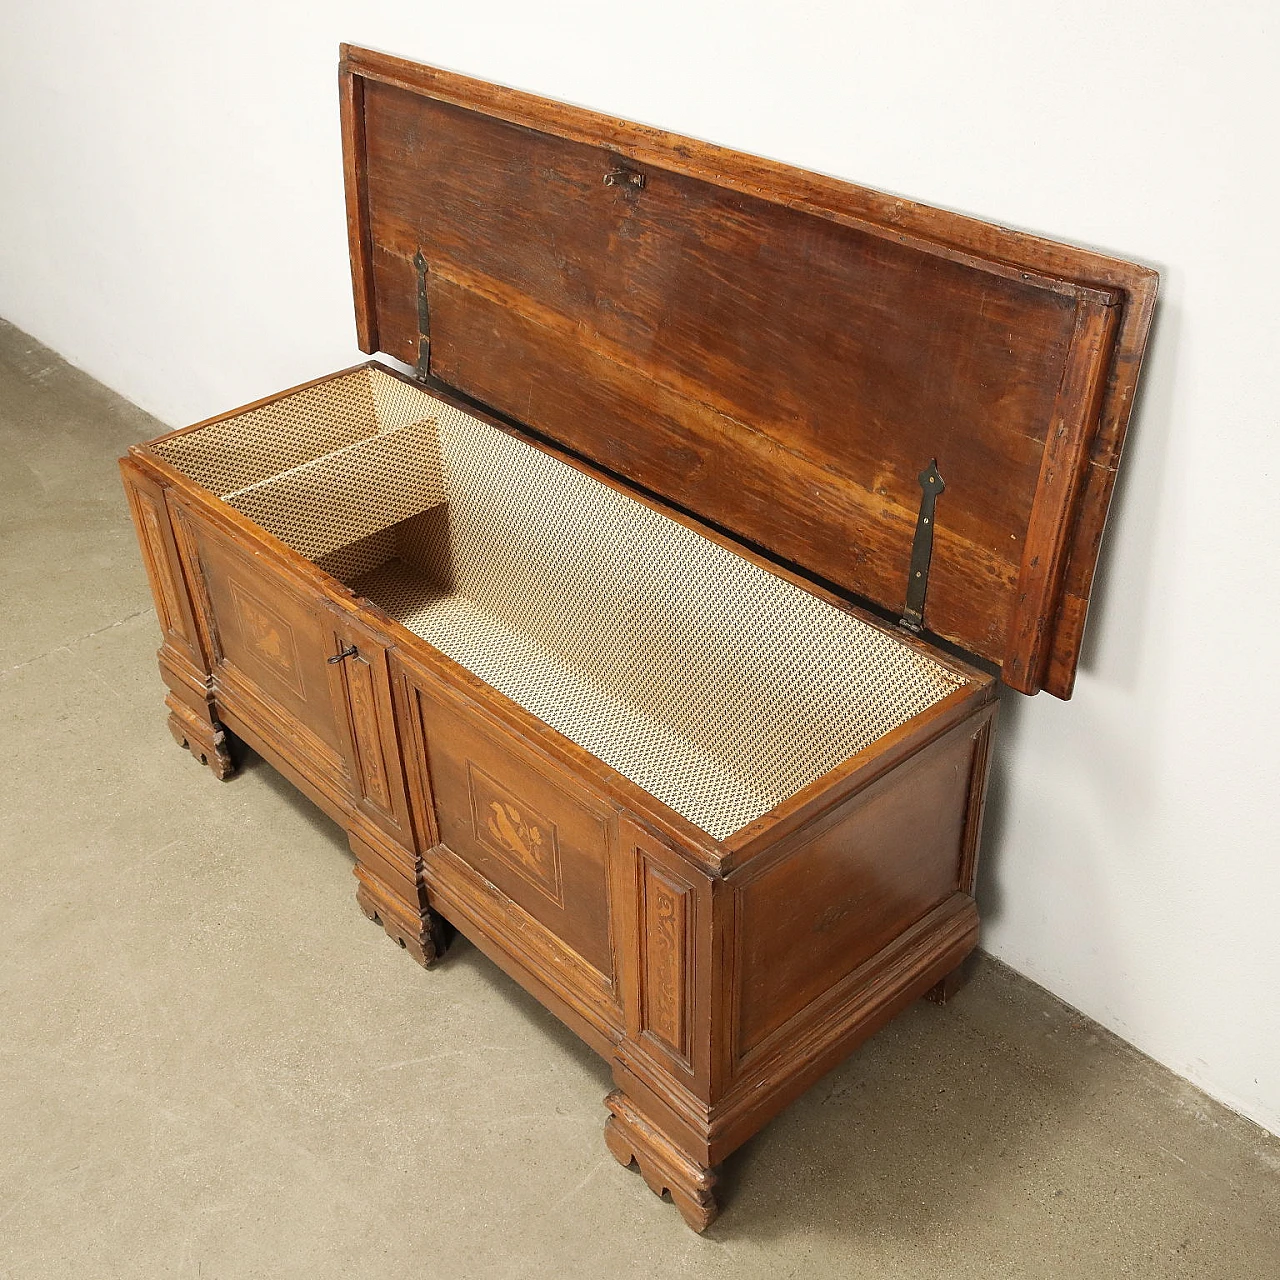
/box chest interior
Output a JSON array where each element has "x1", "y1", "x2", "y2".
[{"x1": 150, "y1": 365, "x2": 966, "y2": 841}]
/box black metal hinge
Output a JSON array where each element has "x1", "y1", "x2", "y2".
[
  {"x1": 413, "y1": 248, "x2": 431, "y2": 380},
  {"x1": 899, "y1": 459, "x2": 945, "y2": 633}
]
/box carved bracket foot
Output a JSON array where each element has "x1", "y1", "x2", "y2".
[
  {"x1": 355, "y1": 874, "x2": 447, "y2": 967},
  {"x1": 604, "y1": 1090, "x2": 717, "y2": 1232},
  {"x1": 166, "y1": 693, "x2": 235, "y2": 780}
]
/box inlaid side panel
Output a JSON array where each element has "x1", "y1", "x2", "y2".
[{"x1": 639, "y1": 859, "x2": 694, "y2": 1068}]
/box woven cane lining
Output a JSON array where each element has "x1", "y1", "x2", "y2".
[
  {"x1": 150, "y1": 367, "x2": 439, "y2": 495},
  {"x1": 151, "y1": 367, "x2": 965, "y2": 840},
  {"x1": 223, "y1": 421, "x2": 447, "y2": 561}
]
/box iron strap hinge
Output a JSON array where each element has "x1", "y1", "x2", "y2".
[
  {"x1": 413, "y1": 248, "x2": 431, "y2": 381},
  {"x1": 899, "y1": 459, "x2": 945, "y2": 634}
]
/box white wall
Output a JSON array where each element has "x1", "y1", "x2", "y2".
[{"x1": 3, "y1": 1, "x2": 1277, "y2": 1134}]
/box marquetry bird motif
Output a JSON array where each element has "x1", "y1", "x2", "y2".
[{"x1": 487, "y1": 800, "x2": 543, "y2": 866}]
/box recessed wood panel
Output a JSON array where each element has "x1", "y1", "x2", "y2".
[
  {"x1": 120, "y1": 462, "x2": 203, "y2": 669},
  {"x1": 134, "y1": 494, "x2": 184, "y2": 638},
  {"x1": 734, "y1": 726, "x2": 976, "y2": 1059},
  {"x1": 639, "y1": 859, "x2": 693, "y2": 1067},
  {"x1": 183, "y1": 515, "x2": 348, "y2": 761},
  {"x1": 413, "y1": 683, "x2": 616, "y2": 980}
]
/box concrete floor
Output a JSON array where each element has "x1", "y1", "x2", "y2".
[{"x1": 1, "y1": 318, "x2": 1277, "y2": 1279}]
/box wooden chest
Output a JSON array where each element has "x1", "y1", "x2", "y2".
[{"x1": 119, "y1": 45, "x2": 1157, "y2": 1230}]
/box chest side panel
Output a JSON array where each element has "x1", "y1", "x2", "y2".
[{"x1": 731, "y1": 716, "x2": 984, "y2": 1066}]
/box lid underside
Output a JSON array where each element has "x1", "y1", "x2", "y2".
[{"x1": 339, "y1": 45, "x2": 1158, "y2": 698}]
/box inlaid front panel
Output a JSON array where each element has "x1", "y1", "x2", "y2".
[
  {"x1": 180, "y1": 513, "x2": 348, "y2": 769},
  {"x1": 228, "y1": 580, "x2": 306, "y2": 699},
  {"x1": 414, "y1": 685, "x2": 616, "y2": 981}
]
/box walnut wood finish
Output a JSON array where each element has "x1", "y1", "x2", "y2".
[
  {"x1": 120, "y1": 362, "x2": 996, "y2": 1230},
  {"x1": 339, "y1": 44, "x2": 1157, "y2": 698},
  {"x1": 114, "y1": 44, "x2": 1154, "y2": 1232}
]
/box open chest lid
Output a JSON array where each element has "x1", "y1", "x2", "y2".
[{"x1": 338, "y1": 44, "x2": 1157, "y2": 698}]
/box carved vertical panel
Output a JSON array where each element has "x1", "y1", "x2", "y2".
[
  {"x1": 341, "y1": 646, "x2": 396, "y2": 817},
  {"x1": 639, "y1": 858, "x2": 694, "y2": 1068},
  {"x1": 136, "y1": 495, "x2": 182, "y2": 636},
  {"x1": 122, "y1": 468, "x2": 197, "y2": 659}
]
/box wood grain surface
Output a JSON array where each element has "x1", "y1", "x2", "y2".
[{"x1": 340, "y1": 44, "x2": 1157, "y2": 697}]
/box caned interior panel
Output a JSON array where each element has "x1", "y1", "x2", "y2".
[
  {"x1": 222, "y1": 422, "x2": 446, "y2": 561},
  {"x1": 150, "y1": 367, "x2": 439, "y2": 494},
  {"x1": 150, "y1": 366, "x2": 965, "y2": 840}
]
